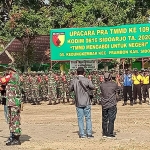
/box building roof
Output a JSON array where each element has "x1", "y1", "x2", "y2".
[{"x1": 0, "y1": 35, "x2": 50, "y2": 64}]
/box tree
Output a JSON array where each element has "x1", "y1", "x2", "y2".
[
  {"x1": 1, "y1": 1, "x2": 51, "y2": 70},
  {"x1": 49, "y1": 0, "x2": 150, "y2": 28}
]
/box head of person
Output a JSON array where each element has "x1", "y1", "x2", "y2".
[
  {"x1": 104, "y1": 72, "x2": 112, "y2": 82},
  {"x1": 134, "y1": 69, "x2": 138, "y2": 75},
  {"x1": 144, "y1": 69, "x2": 148, "y2": 75},
  {"x1": 77, "y1": 67, "x2": 85, "y2": 76},
  {"x1": 125, "y1": 69, "x2": 129, "y2": 74}
]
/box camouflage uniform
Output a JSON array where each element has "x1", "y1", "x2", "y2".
[
  {"x1": 31, "y1": 73, "x2": 40, "y2": 105},
  {"x1": 47, "y1": 71, "x2": 57, "y2": 105},
  {"x1": 91, "y1": 70, "x2": 99, "y2": 105},
  {"x1": 40, "y1": 73, "x2": 48, "y2": 101},
  {"x1": 21, "y1": 73, "x2": 29, "y2": 103},
  {"x1": 55, "y1": 72, "x2": 62, "y2": 103},
  {"x1": 66, "y1": 72, "x2": 71, "y2": 103},
  {"x1": 61, "y1": 73, "x2": 67, "y2": 103},
  {"x1": 69, "y1": 71, "x2": 76, "y2": 105},
  {"x1": 2, "y1": 69, "x2": 22, "y2": 145}
]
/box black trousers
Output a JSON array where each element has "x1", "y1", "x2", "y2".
[
  {"x1": 133, "y1": 84, "x2": 142, "y2": 101},
  {"x1": 123, "y1": 86, "x2": 133, "y2": 102},
  {"x1": 102, "y1": 105, "x2": 117, "y2": 136},
  {"x1": 142, "y1": 84, "x2": 150, "y2": 100}
]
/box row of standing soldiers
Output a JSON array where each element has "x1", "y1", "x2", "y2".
[{"x1": 19, "y1": 70, "x2": 120, "y2": 105}]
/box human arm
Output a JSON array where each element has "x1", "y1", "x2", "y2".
[{"x1": 88, "y1": 80, "x2": 95, "y2": 90}]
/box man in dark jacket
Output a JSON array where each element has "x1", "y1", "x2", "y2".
[
  {"x1": 100, "y1": 72, "x2": 120, "y2": 138},
  {"x1": 69, "y1": 67, "x2": 95, "y2": 138}
]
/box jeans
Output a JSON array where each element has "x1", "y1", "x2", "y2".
[
  {"x1": 102, "y1": 105, "x2": 117, "y2": 136},
  {"x1": 4, "y1": 105, "x2": 8, "y2": 123},
  {"x1": 76, "y1": 105, "x2": 92, "y2": 136}
]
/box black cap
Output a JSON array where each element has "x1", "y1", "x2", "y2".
[{"x1": 77, "y1": 67, "x2": 84, "y2": 72}]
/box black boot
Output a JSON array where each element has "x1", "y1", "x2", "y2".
[
  {"x1": 130, "y1": 101, "x2": 133, "y2": 106},
  {"x1": 143, "y1": 99, "x2": 146, "y2": 103},
  {"x1": 11, "y1": 135, "x2": 21, "y2": 146},
  {"x1": 139, "y1": 101, "x2": 142, "y2": 105},
  {"x1": 6, "y1": 132, "x2": 14, "y2": 146},
  {"x1": 5, "y1": 132, "x2": 13, "y2": 143},
  {"x1": 122, "y1": 101, "x2": 127, "y2": 106}
]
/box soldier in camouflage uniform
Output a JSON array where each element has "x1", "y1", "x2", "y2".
[
  {"x1": 69, "y1": 70, "x2": 76, "y2": 105},
  {"x1": 21, "y1": 73, "x2": 29, "y2": 103},
  {"x1": 61, "y1": 72, "x2": 67, "y2": 103},
  {"x1": 66, "y1": 71, "x2": 71, "y2": 103},
  {"x1": 91, "y1": 70, "x2": 99, "y2": 105},
  {"x1": 47, "y1": 70, "x2": 57, "y2": 105},
  {"x1": 40, "y1": 72, "x2": 48, "y2": 101},
  {"x1": 0, "y1": 67, "x2": 22, "y2": 145},
  {"x1": 55, "y1": 71, "x2": 63, "y2": 104},
  {"x1": 26, "y1": 73, "x2": 32, "y2": 103},
  {"x1": 31, "y1": 72, "x2": 40, "y2": 105}
]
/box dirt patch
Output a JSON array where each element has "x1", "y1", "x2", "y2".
[{"x1": 0, "y1": 102, "x2": 150, "y2": 150}]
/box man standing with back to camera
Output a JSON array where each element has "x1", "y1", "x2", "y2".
[
  {"x1": 100, "y1": 72, "x2": 120, "y2": 138},
  {"x1": 69, "y1": 67, "x2": 95, "y2": 138}
]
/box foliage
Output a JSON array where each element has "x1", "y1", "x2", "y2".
[
  {"x1": 0, "y1": 1, "x2": 51, "y2": 70},
  {"x1": 49, "y1": 0, "x2": 150, "y2": 28}
]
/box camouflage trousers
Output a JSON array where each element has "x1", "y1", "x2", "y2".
[
  {"x1": 8, "y1": 106, "x2": 21, "y2": 136},
  {"x1": 48, "y1": 87, "x2": 57, "y2": 101},
  {"x1": 92, "y1": 89, "x2": 100, "y2": 104}
]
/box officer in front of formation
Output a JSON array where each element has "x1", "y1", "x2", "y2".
[
  {"x1": 122, "y1": 69, "x2": 133, "y2": 106},
  {"x1": 142, "y1": 69, "x2": 150, "y2": 103},
  {"x1": 132, "y1": 68, "x2": 143, "y2": 104}
]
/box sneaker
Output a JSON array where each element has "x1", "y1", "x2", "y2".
[
  {"x1": 107, "y1": 135, "x2": 115, "y2": 138},
  {"x1": 139, "y1": 101, "x2": 142, "y2": 105},
  {"x1": 102, "y1": 135, "x2": 107, "y2": 138},
  {"x1": 87, "y1": 135, "x2": 94, "y2": 139},
  {"x1": 79, "y1": 135, "x2": 86, "y2": 138}
]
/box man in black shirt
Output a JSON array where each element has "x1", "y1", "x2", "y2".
[{"x1": 100, "y1": 73, "x2": 120, "y2": 138}]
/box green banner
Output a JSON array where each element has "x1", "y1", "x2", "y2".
[{"x1": 50, "y1": 24, "x2": 150, "y2": 60}]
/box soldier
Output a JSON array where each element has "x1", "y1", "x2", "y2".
[
  {"x1": 91, "y1": 70, "x2": 99, "y2": 105},
  {"x1": 55, "y1": 71, "x2": 62, "y2": 104},
  {"x1": 23, "y1": 72, "x2": 31, "y2": 103},
  {"x1": 66, "y1": 71, "x2": 71, "y2": 103},
  {"x1": 47, "y1": 70, "x2": 57, "y2": 105},
  {"x1": 61, "y1": 72, "x2": 67, "y2": 103},
  {"x1": 31, "y1": 72, "x2": 40, "y2": 105},
  {"x1": 41, "y1": 72, "x2": 48, "y2": 101},
  {"x1": 0, "y1": 66, "x2": 22, "y2": 145},
  {"x1": 69, "y1": 70, "x2": 76, "y2": 105}
]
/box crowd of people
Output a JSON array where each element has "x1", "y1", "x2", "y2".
[
  {"x1": 1, "y1": 67, "x2": 150, "y2": 107},
  {"x1": 0, "y1": 65, "x2": 150, "y2": 145}
]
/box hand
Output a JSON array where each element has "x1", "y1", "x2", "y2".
[{"x1": 0, "y1": 86, "x2": 3, "y2": 91}]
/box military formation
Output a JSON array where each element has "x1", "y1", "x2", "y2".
[
  {"x1": 16, "y1": 70, "x2": 99, "y2": 105},
  {"x1": 8, "y1": 69, "x2": 121, "y2": 106},
  {"x1": 17, "y1": 68, "x2": 125, "y2": 105},
  {"x1": 1, "y1": 67, "x2": 150, "y2": 106}
]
